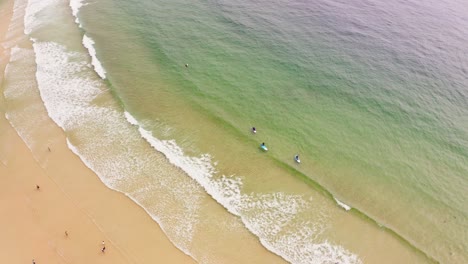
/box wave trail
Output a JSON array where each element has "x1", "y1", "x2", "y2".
[
  {"x1": 334, "y1": 198, "x2": 352, "y2": 211},
  {"x1": 124, "y1": 112, "x2": 362, "y2": 264},
  {"x1": 21, "y1": 0, "x2": 361, "y2": 262},
  {"x1": 69, "y1": 0, "x2": 85, "y2": 25},
  {"x1": 82, "y1": 34, "x2": 107, "y2": 79}
]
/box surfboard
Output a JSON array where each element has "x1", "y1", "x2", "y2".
[
  {"x1": 260, "y1": 145, "x2": 268, "y2": 151},
  {"x1": 295, "y1": 156, "x2": 301, "y2": 163}
]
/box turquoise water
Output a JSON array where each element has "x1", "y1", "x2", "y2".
[
  {"x1": 81, "y1": 0, "x2": 467, "y2": 259},
  {"x1": 10, "y1": 0, "x2": 467, "y2": 262}
]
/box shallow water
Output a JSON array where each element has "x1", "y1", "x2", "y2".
[{"x1": 2, "y1": 0, "x2": 467, "y2": 263}]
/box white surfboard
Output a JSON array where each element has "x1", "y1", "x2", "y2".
[{"x1": 295, "y1": 156, "x2": 300, "y2": 163}]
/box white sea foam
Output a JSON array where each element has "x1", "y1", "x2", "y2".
[
  {"x1": 31, "y1": 42, "x2": 104, "y2": 128},
  {"x1": 30, "y1": 38, "x2": 362, "y2": 263},
  {"x1": 24, "y1": 0, "x2": 59, "y2": 35},
  {"x1": 124, "y1": 111, "x2": 362, "y2": 264},
  {"x1": 335, "y1": 198, "x2": 352, "y2": 211},
  {"x1": 82, "y1": 34, "x2": 107, "y2": 79},
  {"x1": 124, "y1": 111, "x2": 138, "y2": 125},
  {"x1": 16, "y1": 0, "x2": 200, "y2": 260},
  {"x1": 20, "y1": 0, "x2": 362, "y2": 260},
  {"x1": 66, "y1": 126, "x2": 201, "y2": 256},
  {"x1": 125, "y1": 111, "x2": 238, "y2": 214},
  {"x1": 69, "y1": 0, "x2": 85, "y2": 25},
  {"x1": 26, "y1": 35, "x2": 202, "y2": 259}
]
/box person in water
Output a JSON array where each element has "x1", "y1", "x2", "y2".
[
  {"x1": 295, "y1": 154, "x2": 299, "y2": 160},
  {"x1": 261, "y1": 142, "x2": 265, "y2": 146}
]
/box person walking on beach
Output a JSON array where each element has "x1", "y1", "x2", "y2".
[
  {"x1": 65, "y1": 231, "x2": 68, "y2": 237},
  {"x1": 101, "y1": 240, "x2": 106, "y2": 253},
  {"x1": 32, "y1": 259, "x2": 36, "y2": 264},
  {"x1": 36, "y1": 185, "x2": 40, "y2": 190}
]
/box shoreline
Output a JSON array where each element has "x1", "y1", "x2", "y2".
[
  {"x1": 0, "y1": 111, "x2": 194, "y2": 264},
  {"x1": 1, "y1": 0, "x2": 460, "y2": 262},
  {"x1": 0, "y1": 0, "x2": 195, "y2": 263}
]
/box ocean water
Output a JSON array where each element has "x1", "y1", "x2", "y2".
[{"x1": 2, "y1": 0, "x2": 467, "y2": 263}]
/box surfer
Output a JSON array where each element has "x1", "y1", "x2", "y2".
[
  {"x1": 294, "y1": 154, "x2": 300, "y2": 163},
  {"x1": 261, "y1": 142, "x2": 265, "y2": 146},
  {"x1": 252, "y1": 127, "x2": 256, "y2": 133}
]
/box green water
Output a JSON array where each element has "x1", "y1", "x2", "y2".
[{"x1": 73, "y1": 0, "x2": 467, "y2": 262}]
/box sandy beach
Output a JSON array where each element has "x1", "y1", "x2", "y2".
[
  {"x1": 0, "y1": 114, "x2": 196, "y2": 264},
  {"x1": 2, "y1": 0, "x2": 465, "y2": 262},
  {"x1": 0, "y1": 0, "x2": 195, "y2": 263}
]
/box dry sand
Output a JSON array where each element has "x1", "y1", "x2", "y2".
[{"x1": 0, "y1": 0, "x2": 196, "y2": 263}]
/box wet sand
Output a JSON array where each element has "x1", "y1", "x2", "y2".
[{"x1": 0, "y1": 0, "x2": 195, "y2": 263}]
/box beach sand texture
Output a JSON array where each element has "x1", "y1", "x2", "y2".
[
  {"x1": 2, "y1": 0, "x2": 465, "y2": 262},
  {"x1": 0, "y1": 0, "x2": 194, "y2": 263}
]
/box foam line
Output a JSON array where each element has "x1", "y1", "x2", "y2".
[
  {"x1": 82, "y1": 34, "x2": 107, "y2": 79},
  {"x1": 335, "y1": 198, "x2": 352, "y2": 211},
  {"x1": 24, "y1": 0, "x2": 58, "y2": 35},
  {"x1": 65, "y1": 138, "x2": 194, "y2": 258},
  {"x1": 124, "y1": 112, "x2": 362, "y2": 264},
  {"x1": 20, "y1": 0, "x2": 362, "y2": 260},
  {"x1": 69, "y1": 0, "x2": 85, "y2": 26}
]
